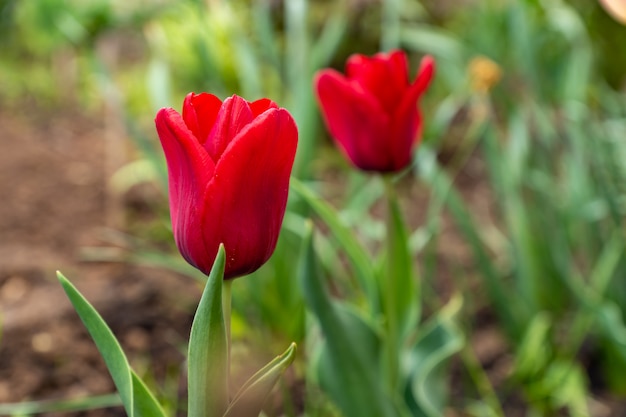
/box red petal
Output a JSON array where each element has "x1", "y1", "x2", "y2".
[
  {"x1": 409, "y1": 55, "x2": 435, "y2": 100},
  {"x1": 182, "y1": 92, "x2": 223, "y2": 145},
  {"x1": 250, "y1": 98, "x2": 278, "y2": 117},
  {"x1": 390, "y1": 56, "x2": 435, "y2": 168},
  {"x1": 155, "y1": 108, "x2": 215, "y2": 269},
  {"x1": 196, "y1": 108, "x2": 298, "y2": 278},
  {"x1": 204, "y1": 95, "x2": 254, "y2": 162},
  {"x1": 345, "y1": 49, "x2": 409, "y2": 114},
  {"x1": 315, "y1": 69, "x2": 394, "y2": 171}
]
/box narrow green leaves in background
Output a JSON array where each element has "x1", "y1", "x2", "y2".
[
  {"x1": 0, "y1": 394, "x2": 122, "y2": 416},
  {"x1": 415, "y1": 147, "x2": 520, "y2": 338},
  {"x1": 57, "y1": 272, "x2": 166, "y2": 417},
  {"x1": 291, "y1": 178, "x2": 378, "y2": 311},
  {"x1": 298, "y1": 222, "x2": 403, "y2": 417}
]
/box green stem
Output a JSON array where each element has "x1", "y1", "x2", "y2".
[
  {"x1": 223, "y1": 279, "x2": 233, "y2": 397},
  {"x1": 382, "y1": 175, "x2": 400, "y2": 393}
]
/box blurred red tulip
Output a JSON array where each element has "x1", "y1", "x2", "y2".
[
  {"x1": 315, "y1": 50, "x2": 434, "y2": 172},
  {"x1": 599, "y1": 0, "x2": 626, "y2": 24},
  {"x1": 155, "y1": 93, "x2": 298, "y2": 279}
]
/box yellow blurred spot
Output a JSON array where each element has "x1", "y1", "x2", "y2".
[
  {"x1": 599, "y1": 0, "x2": 626, "y2": 25},
  {"x1": 468, "y1": 56, "x2": 502, "y2": 94}
]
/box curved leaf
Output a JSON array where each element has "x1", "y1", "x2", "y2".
[
  {"x1": 405, "y1": 295, "x2": 464, "y2": 417},
  {"x1": 58, "y1": 272, "x2": 135, "y2": 417},
  {"x1": 223, "y1": 343, "x2": 296, "y2": 417},
  {"x1": 58, "y1": 272, "x2": 165, "y2": 417}
]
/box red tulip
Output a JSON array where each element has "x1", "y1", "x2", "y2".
[
  {"x1": 314, "y1": 50, "x2": 434, "y2": 172},
  {"x1": 155, "y1": 93, "x2": 298, "y2": 279}
]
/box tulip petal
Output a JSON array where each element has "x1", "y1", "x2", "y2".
[
  {"x1": 345, "y1": 49, "x2": 409, "y2": 114},
  {"x1": 205, "y1": 95, "x2": 255, "y2": 162},
  {"x1": 182, "y1": 92, "x2": 223, "y2": 145},
  {"x1": 390, "y1": 56, "x2": 435, "y2": 168},
  {"x1": 196, "y1": 108, "x2": 298, "y2": 278},
  {"x1": 250, "y1": 98, "x2": 278, "y2": 117},
  {"x1": 315, "y1": 70, "x2": 394, "y2": 171},
  {"x1": 155, "y1": 108, "x2": 215, "y2": 269},
  {"x1": 409, "y1": 55, "x2": 435, "y2": 100}
]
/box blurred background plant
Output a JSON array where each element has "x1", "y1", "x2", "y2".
[{"x1": 1, "y1": 0, "x2": 626, "y2": 416}]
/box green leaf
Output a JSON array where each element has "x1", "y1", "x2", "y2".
[
  {"x1": 400, "y1": 26, "x2": 464, "y2": 62},
  {"x1": 57, "y1": 272, "x2": 165, "y2": 417},
  {"x1": 316, "y1": 304, "x2": 403, "y2": 415},
  {"x1": 405, "y1": 295, "x2": 464, "y2": 417},
  {"x1": 512, "y1": 313, "x2": 552, "y2": 380},
  {"x1": 0, "y1": 394, "x2": 122, "y2": 415},
  {"x1": 298, "y1": 222, "x2": 402, "y2": 417},
  {"x1": 531, "y1": 360, "x2": 590, "y2": 417},
  {"x1": 132, "y1": 371, "x2": 167, "y2": 417},
  {"x1": 223, "y1": 343, "x2": 297, "y2": 417},
  {"x1": 310, "y1": 3, "x2": 349, "y2": 69},
  {"x1": 188, "y1": 245, "x2": 228, "y2": 417},
  {"x1": 291, "y1": 178, "x2": 378, "y2": 311},
  {"x1": 597, "y1": 302, "x2": 626, "y2": 358}
]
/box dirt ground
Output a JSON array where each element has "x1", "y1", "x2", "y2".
[{"x1": 0, "y1": 103, "x2": 202, "y2": 416}]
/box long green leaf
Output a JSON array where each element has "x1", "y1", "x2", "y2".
[
  {"x1": 291, "y1": 178, "x2": 378, "y2": 311},
  {"x1": 58, "y1": 272, "x2": 135, "y2": 417},
  {"x1": 298, "y1": 222, "x2": 402, "y2": 417},
  {"x1": 132, "y1": 371, "x2": 167, "y2": 417},
  {"x1": 310, "y1": 3, "x2": 349, "y2": 69},
  {"x1": 0, "y1": 395, "x2": 122, "y2": 415},
  {"x1": 58, "y1": 272, "x2": 165, "y2": 417},
  {"x1": 223, "y1": 343, "x2": 297, "y2": 417},
  {"x1": 188, "y1": 245, "x2": 228, "y2": 417}
]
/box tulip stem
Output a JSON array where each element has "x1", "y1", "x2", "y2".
[
  {"x1": 382, "y1": 176, "x2": 400, "y2": 393},
  {"x1": 223, "y1": 279, "x2": 233, "y2": 397}
]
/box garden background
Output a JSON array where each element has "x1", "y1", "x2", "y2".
[{"x1": 1, "y1": 0, "x2": 626, "y2": 416}]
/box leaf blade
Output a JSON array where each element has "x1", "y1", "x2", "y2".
[
  {"x1": 298, "y1": 222, "x2": 402, "y2": 417},
  {"x1": 188, "y1": 245, "x2": 228, "y2": 417},
  {"x1": 223, "y1": 343, "x2": 296, "y2": 417},
  {"x1": 57, "y1": 272, "x2": 135, "y2": 417},
  {"x1": 291, "y1": 178, "x2": 378, "y2": 311}
]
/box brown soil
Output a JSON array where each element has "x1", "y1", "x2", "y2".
[{"x1": 0, "y1": 104, "x2": 200, "y2": 416}]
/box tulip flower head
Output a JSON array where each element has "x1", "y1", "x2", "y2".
[
  {"x1": 315, "y1": 49, "x2": 434, "y2": 172},
  {"x1": 156, "y1": 93, "x2": 298, "y2": 279}
]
